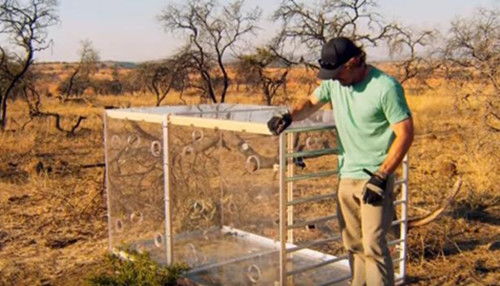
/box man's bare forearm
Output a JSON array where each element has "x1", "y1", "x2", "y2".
[
  {"x1": 378, "y1": 118, "x2": 414, "y2": 175},
  {"x1": 290, "y1": 98, "x2": 326, "y2": 121},
  {"x1": 379, "y1": 134, "x2": 412, "y2": 175}
]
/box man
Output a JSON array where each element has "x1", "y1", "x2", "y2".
[{"x1": 267, "y1": 37, "x2": 414, "y2": 286}]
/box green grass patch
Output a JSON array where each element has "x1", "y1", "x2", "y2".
[{"x1": 87, "y1": 248, "x2": 190, "y2": 286}]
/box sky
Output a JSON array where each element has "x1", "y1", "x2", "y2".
[{"x1": 32, "y1": 0, "x2": 498, "y2": 63}]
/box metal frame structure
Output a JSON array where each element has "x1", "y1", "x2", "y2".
[
  {"x1": 162, "y1": 118, "x2": 173, "y2": 264},
  {"x1": 104, "y1": 104, "x2": 409, "y2": 285},
  {"x1": 397, "y1": 154, "x2": 409, "y2": 283}
]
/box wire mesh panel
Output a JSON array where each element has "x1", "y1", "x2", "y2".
[{"x1": 105, "y1": 116, "x2": 167, "y2": 263}]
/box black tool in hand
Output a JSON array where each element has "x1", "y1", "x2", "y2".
[
  {"x1": 267, "y1": 112, "x2": 292, "y2": 135},
  {"x1": 362, "y1": 168, "x2": 387, "y2": 205}
]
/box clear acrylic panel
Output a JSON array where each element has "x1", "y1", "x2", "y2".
[
  {"x1": 105, "y1": 117, "x2": 167, "y2": 262},
  {"x1": 168, "y1": 125, "x2": 282, "y2": 285}
]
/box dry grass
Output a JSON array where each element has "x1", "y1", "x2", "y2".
[{"x1": 0, "y1": 63, "x2": 498, "y2": 285}]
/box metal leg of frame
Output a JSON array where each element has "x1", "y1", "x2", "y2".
[
  {"x1": 103, "y1": 113, "x2": 113, "y2": 251},
  {"x1": 286, "y1": 132, "x2": 295, "y2": 285},
  {"x1": 162, "y1": 118, "x2": 173, "y2": 264},
  {"x1": 287, "y1": 133, "x2": 294, "y2": 244},
  {"x1": 279, "y1": 133, "x2": 287, "y2": 286},
  {"x1": 399, "y1": 154, "x2": 409, "y2": 282}
]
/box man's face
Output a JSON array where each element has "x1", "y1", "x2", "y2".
[{"x1": 333, "y1": 65, "x2": 356, "y2": 86}]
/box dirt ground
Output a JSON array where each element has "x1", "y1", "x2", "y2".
[{"x1": 0, "y1": 65, "x2": 499, "y2": 285}]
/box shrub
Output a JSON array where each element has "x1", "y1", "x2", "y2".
[{"x1": 87, "y1": 249, "x2": 190, "y2": 286}]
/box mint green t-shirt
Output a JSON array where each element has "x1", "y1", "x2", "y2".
[{"x1": 314, "y1": 67, "x2": 411, "y2": 179}]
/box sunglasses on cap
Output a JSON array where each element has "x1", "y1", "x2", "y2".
[{"x1": 318, "y1": 59, "x2": 343, "y2": 70}]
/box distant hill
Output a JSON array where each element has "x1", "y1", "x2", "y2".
[
  {"x1": 102, "y1": 61, "x2": 138, "y2": 69},
  {"x1": 36, "y1": 60, "x2": 138, "y2": 69}
]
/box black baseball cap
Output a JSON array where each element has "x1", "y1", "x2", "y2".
[{"x1": 317, "y1": 37, "x2": 362, "y2": 80}]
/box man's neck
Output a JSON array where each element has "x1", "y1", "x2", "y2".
[{"x1": 353, "y1": 64, "x2": 371, "y2": 84}]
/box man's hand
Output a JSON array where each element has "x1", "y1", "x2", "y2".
[
  {"x1": 267, "y1": 112, "x2": 292, "y2": 135},
  {"x1": 293, "y1": 156, "x2": 306, "y2": 169},
  {"x1": 362, "y1": 168, "x2": 387, "y2": 205}
]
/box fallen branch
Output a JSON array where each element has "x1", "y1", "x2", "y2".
[
  {"x1": 129, "y1": 120, "x2": 161, "y2": 141},
  {"x1": 408, "y1": 178, "x2": 463, "y2": 229},
  {"x1": 80, "y1": 163, "x2": 105, "y2": 169},
  {"x1": 31, "y1": 111, "x2": 87, "y2": 136}
]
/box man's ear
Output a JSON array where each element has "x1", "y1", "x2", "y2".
[{"x1": 344, "y1": 56, "x2": 360, "y2": 70}]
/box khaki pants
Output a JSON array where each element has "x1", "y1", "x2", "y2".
[{"x1": 337, "y1": 176, "x2": 395, "y2": 286}]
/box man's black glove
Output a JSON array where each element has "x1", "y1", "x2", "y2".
[
  {"x1": 267, "y1": 112, "x2": 292, "y2": 135},
  {"x1": 362, "y1": 168, "x2": 387, "y2": 205},
  {"x1": 293, "y1": 156, "x2": 306, "y2": 169}
]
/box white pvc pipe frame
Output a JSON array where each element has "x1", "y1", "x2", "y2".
[{"x1": 104, "y1": 112, "x2": 409, "y2": 285}]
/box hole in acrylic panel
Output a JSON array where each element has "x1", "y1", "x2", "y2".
[
  {"x1": 246, "y1": 264, "x2": 262, "y2": 283},
  {"x1": 189, "y1": 201, "x2": 206, "y2": 220},
  {"x1": 130, "y1": 211, "x2": 144, "y2": 224},
  {"x1": 150, "y1": 141, "x2": 162, "y2": 157},
  {"x1": 306, "y1": 224, "x2": 316, "y2": 230},
  {"x1": 240, "y1": 142, "x2": 249, "y2": 151},
  {"x1": 182, "y1": 146, "x2": 194, "y2": 156},
  {"x1": 305, "y1": 136, "x2": 322, "y2": 149},
  {"x1": 110, "y1": 135, "x2": 121, "y2": 147},
  {"x1": 127, "y1": 134, "x2": 141, "y2": 147},
  {"x1": 135, "y1": 244, "x2": 145, "y2": 253},
  {"x1": 115, "y1": 219, "x2": 123, "y2": 232},
  {"x1": 226, "y1": 201, "x2": 238, "y2": 213},
  {"x1": 192, "y1": 130, "x2": 204, "y2": 142},
  {"x1": 184, "y1": 243, "x2": 208, "y2": 265},
  {"x1": 154, "y1": 233, "x2": 164, "y2": 248},
  {"x1": 245, "y1": 155, "x2": 260, "y2": 173}
]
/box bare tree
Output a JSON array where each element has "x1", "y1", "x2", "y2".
[
  {"x1": 271, "y1": 0, "x2": 397, "y2": 67},
  {"x1": 387, "y1": 26, "x2": 439, "y2": 85},
  {"x1": 444, "y1": 7, "x2": 499, "y2": 93},
  {"x1": 237, "y1": 47, "x2": 289, "y2": 105},
  {"x1": 441, "y1": 7, "x2": 499, "y2": 132},
  {"x1": 0, "y1": 0, "x2": 58, "y2": 130},
  {"x1": 14, "y1": 68, "x2": 87, "y2": 136},
  {"x1": 134, "y1": 54, "x2": 191, "y2": 106},
  {"x1": 159, "y1": 0, "x2": 261, "y2": 103},
  {"x1": 58, "y1": 39, "x2": 100, "y2": 101},
  {"x1": 91, "y1": 64, "x2": 123, "y2": 96}
]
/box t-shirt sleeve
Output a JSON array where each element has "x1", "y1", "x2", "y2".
[
  {"x1": 381, "y1": 83, "x2": 411, "y2": 124},
  {"x1": 313, "y1": 81, "x2": 332, "y2": 103}
]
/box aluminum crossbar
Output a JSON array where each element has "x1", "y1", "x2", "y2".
[
  {"x1": 394, "y1": 199, "x2": 407, "y2": 206},
  {"x1": 287, "y1": 193, "x2": 336, "y2": 206},
  {"x1": 395, "y1": 178, "x2": 408, "y2": 186},
  {"x1": 285, "y1": 125, "x2": 336, "y2": 133},
  {"x1": 395, "y1": 275, "x2": 405, "y2": 285},
  {"x1": 391, "y1": 219, "x2": 406, "y2": 227},
  {"x1": 317, "y1": 274, "x2": 352, "y2": 286},
  {"x1": 288, "y1": 214, "x2": 337, "y2": 229},
  {"x1": 286, "y1": 148, "x2": 339, "y2": 158},
  {"x1": 286, "y1": 170, "x2": 338, "y2": 182},
  {"x1": 388, "y1": 238, "x2": 405, "y2": 246},
  {"x1": 393, "y1": 257, "x2": 404, "y2": 264},
  {"x1": 287, "y1": 236, "x2": 341, "y2": 253}
]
